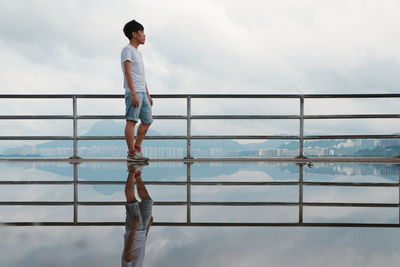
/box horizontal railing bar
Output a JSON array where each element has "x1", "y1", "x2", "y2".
[
  {"x1": 304, "y1": 202, "x2": 399, "y2": 207},
  {"x1": 167, "y1": 222, "x2": 400, "y2": 227},
  {"x1": 0, "y1": 201, "x2": 398, "y2": 207},
  {"x1": 303, "y1": 181, "x2": 400, "y2": 187},
  {"x1": 0, "y1": 181, "x2": 73, "y2": 185},
  {"x1": 77, "y1": 135, "x2": 299, "y2": 140},
  {"x1": 78, "y1": 115, "x2": 124, "y2": 119},
  {"x1": 1, "y1": 134, "x2": 399, "y2": 141},
  {"x1": 1, "y1": 222, "x2": 399, "y2": 227},
  {"x1": 0, "y1": 94, "x2": 124, "y2": 99},
  {"x1": 1, "y1": 114, "x2": 400, "y2": 120},
  {"x1": 77, "y1": 115, "x2": 188, "y2": 120},
  {"x1": 190, "y1": 135, "x2": 299, "y2": 140},
  {"x1": 304, "y1": 114, "x2": 400, "y2": 119},
  {"x1": 191, "y1": 115, "x2": 300, "y2": 119},
  {"x1": 189, "y1": 202, "x2": 400, "y2": 207},
  {"x1": 304, "y1": 135, "x2": 400, "y2": 140},
  {"x1": 2, "y1": 94, "x2": 400, "y2": 99},
  {"x1": 192, "y1": 135, "x2": 400, "y2": 140},
  {"x1": 0, "y1": 94, "x2": 299, "y2": 99},
  {"x1": 0, "y1": 136, "x2": 73, "y2": 140},
  {"x1": 302, "y1": 94, "x2": 400, "y2": 99},
  {"x1": 193, "y1": 114, "x2": 400, "y2": 119},
  {"x1": 0, "y1": 115, "x2": 73, "y2": 120},
  {"x1": 0, "y1": 94, "x2": 301, "y2": 99},
  {"x1": 0, "y1": 181, "x2": 398, "y2": 187},
  {"x1": 77, "y1": 135, "x2": 188, "y2": 140},
  {"x1": 152, "y1": 222, "x2": 400, "y2": 227},
  {"x1": 0, "y1": 115, "x2": 187, "y2": 120},
  {"x1": 79, "y1": 181, "x2": 300, "y2": 186},
  {"x1": 0, "y1": 95, "x2": 83, "y2": 99},
  {"x1": 0, "y1": 201, "x2": 75, "y2": 205}
]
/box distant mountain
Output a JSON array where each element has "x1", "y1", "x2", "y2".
[
  {"x1": 36, "y1": 120, "x2": 290, "y2": 152},
  {"x1": 37, "y1": 120, "x2": 163, "y2": 148},
  {"x1": 84, "y1": 119, "x2": 123, "y2": 136}
]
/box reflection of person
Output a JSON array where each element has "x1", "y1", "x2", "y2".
[
  {"x1": 122, "y1": 162, "x2": 154, "y2": 267},
  {"x1": 121, "y1": 19, "x2": 153, "y2": 161}
]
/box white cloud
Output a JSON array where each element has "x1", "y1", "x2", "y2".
[
  {"x1": 1, "y1": 0, "x2": 400, "y2": 145},
  {"x1": 2, "y1": 0, "x2": 400, "y2": 95}
]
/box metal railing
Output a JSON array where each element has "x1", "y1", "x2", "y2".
[
  {"x1": 1, "y1": 161, "x2": 399, "y2": 227},
  {"x1": 1, "y1": 94, "x2": 400, "y2": 159}
]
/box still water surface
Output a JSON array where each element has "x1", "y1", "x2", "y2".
[{"x1": 0, "y1": 161, "x2": 399, "y2": 266}]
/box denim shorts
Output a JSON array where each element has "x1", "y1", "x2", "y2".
[
  {"x1": 125, "y1": 199, "x2": 153, "y2": 231},
  {"x1": 125, "y1": 92, "x2": 153, "y2": 124}
]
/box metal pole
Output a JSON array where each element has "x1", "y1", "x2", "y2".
[
  {"x1": 186, "y1": 96, "x2": 192, "y2": 159},
  {"x1": 71, "y1": 96, "x2": 81, "y2": 159},
  {"x1": 186, "y1": 162, "x2": 192, "y2": 224},
  {"x1": 298, "y1": 97, "x2": 306, "y2": 159},
  {"x1": 299, "y1": 163, "x2": 304, "y2": 224},
  {"x1": 73, "y1": 162, "x2": 78, "y2": 224}
]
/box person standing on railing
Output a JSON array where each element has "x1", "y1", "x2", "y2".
[{"x1": 121, "y1": 20, "x2": 153, "y2": 161}]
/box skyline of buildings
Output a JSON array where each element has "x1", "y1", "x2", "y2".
[{"x1": 2, "y1": 138, "x2": 399, "y2": 158}]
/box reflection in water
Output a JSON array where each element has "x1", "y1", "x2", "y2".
[
  {"x1": 1, "y1": 161, "x2": 400, "y2": 266},
  {"x1": 122, "y1": 162, "x2": 153, "y2": 267}
]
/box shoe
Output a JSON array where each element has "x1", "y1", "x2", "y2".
[
  {"x1": 127, "y1": 150, "x2": 149, "y2": 161},
  {"x1": 127, "y1": 161, "x2": 148, "y2": 172}
]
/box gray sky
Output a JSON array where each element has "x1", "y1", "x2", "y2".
[
  {"x1": 1, "y1": 0, "x2": 400, "y2": 94},
  {"x1": 1, "y1": 0, "x2": 400, "y2": 146}
]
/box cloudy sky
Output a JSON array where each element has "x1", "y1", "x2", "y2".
[
  {"x1": 1, "y1": 0, "x2": 400, "y2": 94},
  {"x1": 1, "y1": 0, "x2": 400, "y2": 147}
]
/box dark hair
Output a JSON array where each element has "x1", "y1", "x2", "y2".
[{"x1": 123, "y1": 20, "x2": 144, "y2": 40}]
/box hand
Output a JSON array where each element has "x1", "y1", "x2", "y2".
[
  {"x1": 131, "y1": 94, "x2": 139, "y2": 107},
  {"x1": 150, "y1": 216, "x2": 154, "y2": 225},
  {"x1": 148, "y1": 96, "x2": 153, "y2": 106}
]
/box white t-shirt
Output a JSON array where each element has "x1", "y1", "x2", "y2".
[
  {"x1": 121, "y1": 231, "x2": 147, "y2": 267},
  {"x1": 121, "y1": 44, "x2": 147, "y2": 93}
]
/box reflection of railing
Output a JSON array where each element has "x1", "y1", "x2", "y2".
[
  {"x1": 1, "y1": 162, "x2": 399, "y2": 227},
  {"x1": 1, "y1": 94, "x2": 400, "y2": 159}
]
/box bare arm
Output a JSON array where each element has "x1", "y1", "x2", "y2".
[
  {"x1": 123, "y1": 61, "x2": 139, "y2": 107},
  {"x1": 123, "y1": 216, "x2": 140, "y2": 262},
  {"x1": 146, "y1": 85, "x2": 153, "y2": 106}
]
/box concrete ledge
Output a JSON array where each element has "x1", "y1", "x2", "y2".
[{"x1": 1, "y1": 157, "x2": 400, "y2": 163}]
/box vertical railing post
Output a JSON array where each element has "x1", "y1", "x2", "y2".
[
  {"x1": 398, "y1": 166, "x2": 400, "y2": 225},
  {"x1": 298, "y1": 163, "x2": 304, "y2": 224},
  {"x1": 70, "y1": 96, "x2": 81, "y2": 159},
  {"x1": 185, "y1": 96, "x2": 193, "y2": 159},
  {"x1": 186, "y1": 162, "x2": 192, "y2": 224},
  {"x1": 73, "y1": 162, "x2": 78, "y2": 224},
  {"x1": 298, "y1": 96, "x2": 306, "y2": 159}
]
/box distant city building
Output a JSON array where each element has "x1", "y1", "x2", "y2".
[
  {"x1": 258, "y1": 148, "x2": 298, "y2": 157},
  {"x1": 304, "y1": 147, "x2": 333, "y2": 157},
  {"x1": 381, "y1": 139, "x2": 400, "y2": 148}
]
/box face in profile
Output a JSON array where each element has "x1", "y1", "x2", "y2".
[{"x1": 133, "y1": 30, "x2": 146, "y2": 45}]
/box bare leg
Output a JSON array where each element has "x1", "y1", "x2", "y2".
[
  {"x1": 125, "y1": 120, "x2": 136, "y2": 152},
  {"x1": 135, "y1": 123, "x2": 151, "y2": 147},
  {"x1": 135, "y1": 174, "x2": 151, "y2": 200},
  {"x1": 125, "y1": 171, "x2": 137, "y2": 202}
]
